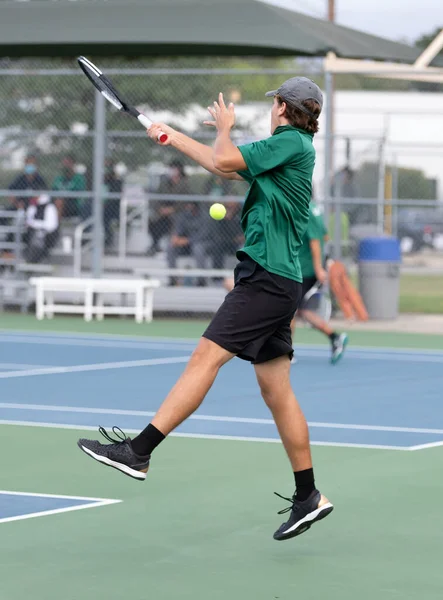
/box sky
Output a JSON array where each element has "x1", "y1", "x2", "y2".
[{"x1": 264, "y1": 0, "x2": 442, "y2": 44}]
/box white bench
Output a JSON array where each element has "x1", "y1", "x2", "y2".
[
  {"x1": 153, "y1": 286, "x2": 227, "y2": 313},
  {"x1": 0, "y1": 279, "x2": 32, "y2": 313},
  {"x1": 17, "y1": 263, "x2": 54, "y2": 276},
  {"x1": 134, "y1": 267, "x2": 233, "y2": 285},
  {"x1": 29, "y1": 277, "x2": 160, "y2": 323},
  {"x1": 133, "y1": 267, "x2": 233, "y2": 314}
]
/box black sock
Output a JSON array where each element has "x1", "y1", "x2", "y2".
[
  {"x1": 131, "y1": 423, "x2": 165, "y2": 456},
  {"x1": 329, "y1": 332, "x2": 338, "y2": 342},
  {"x1": 294, "y1": 468, "x2": 316, "y2": 501}
]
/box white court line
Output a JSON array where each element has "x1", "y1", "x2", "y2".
[
  {"x1": 295, "y1": 350, "x2": 443, "y2": 363},
  {"x1": 408, "y1": 441, "x2": 443, "y2": 452},
  {"x1": 1, "y1": 332, "x2": 443, "y2": 359},
  {"x1": 3, "y1": 330, "x2": 443, "y2": 353},
  {"x1": 0, "y1": 330, "x2": 201, "y2": 344},
  {"x1": 0, "y1": 419, "x2": 409, "y2": 451},
  {"x1": 0, "y1": 356, "x2": 191, "y2": 379},
  {"x1": 0, "y1": 363, "x2": 52, "y2": 371},
  {"x1": 0, "y1": 334, "x2": 195, "y2": 352},
  {"x1": 1, "y1": 402, "x2": 442, "y2": 435},
  {"x1": 0, "y1": 491, "x2": 121, "y2": 525},
  {"x1": 0, "y1": 490, "x2": 119, "y2": 501}
]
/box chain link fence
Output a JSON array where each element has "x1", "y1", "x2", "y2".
[{"x1": 0, "y1": 59, "x2": 442, "y2": 316}]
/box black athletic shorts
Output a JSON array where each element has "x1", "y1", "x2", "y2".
[
  {"x1": 301, "y1": 276, "x2": 318, "y2": 299},
  {"x1": 203, "y1": 255, "x2": 302, "y2": 364}
]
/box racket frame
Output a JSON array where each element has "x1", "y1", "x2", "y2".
[
  {"x1": 300, "y1": 281, "x2": 332, "y2": 324},
  {"x1": 77, "y1": 56, "x2": 168, "y2": 143}
]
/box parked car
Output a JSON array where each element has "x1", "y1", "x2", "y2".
[{"x1": 397, "y1": 208, "x2": 443, "y2": 254}]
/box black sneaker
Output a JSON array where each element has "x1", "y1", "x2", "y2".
[
  {"x1": 331, "y1": 333, "x2": 348, "y2": 365},
  {"x1": 77, "y1": 427, "x2": 150, "y2": 481},
  {"x1": 273, "y1": 490, "x2": 334, "y2": 541}
]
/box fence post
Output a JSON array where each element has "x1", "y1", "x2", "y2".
[
  {"x1": 92, "y1": 90, "x2": 106, "y2": 278},
  {"x1": 323, "y1": 70, "x2": 333, "y2": 228},
  {"x1": 391, "y1": 156, "x2": 399, "y2": 238},
  {"x1": 333, "y1": 179, "x2": 343, "y2": 262},
  {"x1": 377, "y1": 116, "x2": 389, "y2": 235}
]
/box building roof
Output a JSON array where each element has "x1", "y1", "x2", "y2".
[{"x1": 0, "y1": 0, "x2": 434, "y2": 63}]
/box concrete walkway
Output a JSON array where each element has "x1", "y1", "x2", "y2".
[{"x1": 330, "y1": 314, "x2": 443, "y2": 335}]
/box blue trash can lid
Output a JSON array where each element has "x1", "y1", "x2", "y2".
[{"x1": 358, "y1": 236, "x2": 401, "y2": 262}]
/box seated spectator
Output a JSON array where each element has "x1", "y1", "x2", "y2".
[
  {"x1": 166, "y1": 202, "x2": 211, "y2": 285},
  {"x1": 103, "y1": 159, "x2": 123, "y2": 249},
  {"x1": 8, "y1": 154, "x2": 47, "y2": 211},
  {"x1": 147, "y1": 159, "x2": 189, "y2": 256},
  {"x1": 24, "y1": 194, "x2": 59, "y2": 263},
  {"x1": 204, "y1": 174, "x2": 234, "y2": 199},
  {"x1": 209, "y1": 201, "x2": 244, "y2": 271},
  {"x1": 0, "y1": 154, "x2": 47, "y2": 259},
  {"x1": 52, "y1": 154, "x2": 86, "y2": 219}
]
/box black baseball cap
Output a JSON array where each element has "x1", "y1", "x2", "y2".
[{"x1": 265, "y1": 77, "x2": 323, "y2": 118}]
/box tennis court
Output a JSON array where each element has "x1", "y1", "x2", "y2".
[{"x1": 1, "y1": 318, "x2": 442, "y2": 600}]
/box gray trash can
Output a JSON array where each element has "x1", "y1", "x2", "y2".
[{"x1": 358, "y1": 237, "x2": 401, "y2": 320}]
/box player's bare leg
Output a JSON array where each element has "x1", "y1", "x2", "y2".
[
  {"x1": 77, "y1": 338, "x2": 234, "y2": 480},
  {"x1": 295, "y1": 310, "x2": 348, "y2": 365},
  {"x1": 255, "y1": 355, "x2": 333, "y2": 540},
  {"x1": 299, "y1": 308, "x2": 334, "y2": 336},
  {"x1": 150, "y1": 338, "x2": 234, "y2": 434},
  {"x1": 255, "y1": 355, "x2": 311, "y2": 472}
]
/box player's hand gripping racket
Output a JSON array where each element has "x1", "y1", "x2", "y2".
[
  {"x1": 77, "y1": 56, "x2": 168, "y2": 143},
  {"x1": 300, "y1": 281, "x2": 332, "y2": 324}
]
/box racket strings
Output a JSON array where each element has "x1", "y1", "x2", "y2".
[{"x1": 78, "y1": 57, "x2": 124, "y2": 110}]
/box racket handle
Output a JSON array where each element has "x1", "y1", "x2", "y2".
[{"x1": 137, "y1": 114, "x2": 168, "y2": 143}]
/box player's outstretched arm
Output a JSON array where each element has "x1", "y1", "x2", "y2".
[
  {"x1": 205, "y1": 93, "x2": 247, "y2": 173},
  {"x1": 147, "y1": 122, "x2": 243, "y2": 181},
  {"x1": 309, "y1": 239, "x2": 327, "y2": 284}
]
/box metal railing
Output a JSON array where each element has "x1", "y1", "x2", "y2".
[
  {"x1": 0, "y1": 208, "x2": 24, "y2": 267},
  {"x1": 73, "y1": 216, "x2": 93, "y2": 277}
]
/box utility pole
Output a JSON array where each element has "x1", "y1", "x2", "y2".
[
  {"x1": 325, "y1": 0, "x2": 339, "y2": 257},
  {"x1": 327, "y1": 0, "x2": 336, "y2": 177},
  {"x1": 327, "y1": 0, "x2": 336, "y2": 188}
]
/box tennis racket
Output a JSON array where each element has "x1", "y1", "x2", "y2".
[
  {"x1": 300, "y1": 281, "x2": 332, "y2": 324},
  {"x1": 77, "y1": 56, "x2": 168, "y2": 143}
]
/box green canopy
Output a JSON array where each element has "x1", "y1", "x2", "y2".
[{"x1": 0, "y1": 0, "x2": 432, "y2": 63}]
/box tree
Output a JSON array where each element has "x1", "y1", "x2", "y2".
[
  {"x1": 0, "y1": 55, "x2": 296, "y2": 182},
  {"x1": 415, "y1": 27, "x2": 443, "y2": 55},
  {"x1": 355, "y1": 162, "x2": 437, "y2": 201},
  {"x1": 413, "y1": 27, "x2": 443, "y2": 92}
]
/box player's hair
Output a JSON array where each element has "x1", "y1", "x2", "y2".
[{"x1": 276, "y1": 96, "x2": 321, "y2": 134}]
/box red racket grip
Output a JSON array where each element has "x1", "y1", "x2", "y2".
[{"x1": 137, "y1": 114, "x2": 168, "y2": 144}]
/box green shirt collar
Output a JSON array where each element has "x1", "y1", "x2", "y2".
[{"x1": 273, "y1": 124, "x2": 313, "y2": 139}]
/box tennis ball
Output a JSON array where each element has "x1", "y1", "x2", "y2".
[{"x1": 209, "y1": 203, "x2": 226, "y2": 220}]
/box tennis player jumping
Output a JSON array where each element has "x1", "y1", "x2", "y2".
[
  {"x1": 78, "y1": 77, "x2": 334, "y2": 541},
  {"x1": 292, "y1": 202, "x2": 348, "y2": 364}
]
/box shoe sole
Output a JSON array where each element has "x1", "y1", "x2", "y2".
[
  {"x1": 274, "y1": 503, "x2": 334, "y2": 541},
  {"x1": 77, "y1": 442, "x2": 148, "y2": 481},
  {"x1": 331, "y1": 335, "x2": 348, "y2": 365}
]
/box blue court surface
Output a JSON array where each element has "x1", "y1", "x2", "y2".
[
  {"x1": 0, "y1": 490, "x2": 120, "y2": 524},
  {"x1": 0, "y1": 330, "x2": 442, "y2": 452}
]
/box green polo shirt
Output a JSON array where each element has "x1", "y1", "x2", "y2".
[
  {"x1": 237, "y1": 125, "x2": 315, "y2": 282},
  {"x1": 298, "y1": 203, "x2": 328, "y2": 279},
  {"x1": 52, "y1": 173, "x2": 86, "y2": 211}
]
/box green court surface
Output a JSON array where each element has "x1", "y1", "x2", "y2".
[
  {"x1": 1, "y1": 314, "x2": 442, "y2": 600},
  {"x1": 1, "y1": 312, "x2": 443, "y2": 349},
  {"x1": 1, "y1": 428, "x2": 442, "y2": 600}
]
